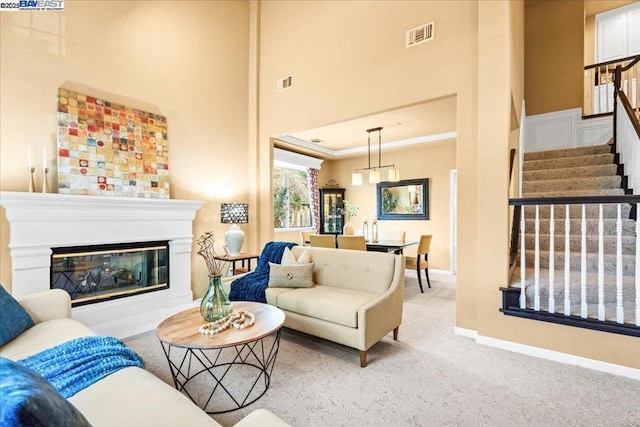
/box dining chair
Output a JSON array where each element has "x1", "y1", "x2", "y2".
[
  {"x1": 309, "y1": 234, "x2": 336, "y2": 248},
  {"x1": 300, "y1": 231, "x2": 313, "y2": 246},
  {"x1": 405, "y1": 234, "x2": 432, "y2": 292},
  {"x1": 336, "y1": 235, "x2": 367, "y2": 251}
]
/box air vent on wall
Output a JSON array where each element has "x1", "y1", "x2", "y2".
[
  {"x1": 277, "y1": 74, "x2": 294, "y2": 92},
  {"x1": 406, "y1": 21, "x2": 434, "y2": 48}
]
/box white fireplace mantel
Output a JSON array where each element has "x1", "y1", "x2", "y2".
[{"x1": 0, "y1": 191, "x2": 203, "y2": 338}]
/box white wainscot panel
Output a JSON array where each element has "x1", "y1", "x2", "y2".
[{"x1": 525, "y1": 108, "x2": 580, "y2": 152}]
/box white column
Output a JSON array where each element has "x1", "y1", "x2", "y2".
[
  {"x1": 548, "y1": 204, "x2": 555, "y2": 313},
  {"x1": 520, "y1": 206, "x2": 526, "y2": 309},
  {"x1": 564, "y1": 204, "x2": 571, "y2": 316},
  {"x1": 636, "y1": 203, "x2": 640, "y2": 326},
  {"x1": 597, "y1": 204, "x2": 605, "y2": 321},
  {"x1": 616, "y1": 203, "x2": 624, "y2": 324},
  {"x1": 534, "y1": 205, "x2": 540, "y2": 311},
  {"x1": 581, "y1": 204, "x2": 588, "y2": 318}
]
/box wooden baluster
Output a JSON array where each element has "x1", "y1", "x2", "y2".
[
  {"x1": 581, "y1": 204, "x2": 587, "y2": 318},
  {"x1": 548, "y1": 204, "x2": 555, "y2": 314},
  {"x1": 564, "y1": 204, "x2": 571, "y2": 316},
  {"x1": 598, "y1": 204, "x2": 605, "y2": 321},
  {"x1": 534, "y1": 205, "x2": 540, "y2": 311},
  {"x1": 520, "y1": 206, "x2": 526, "y2": 309},
  {"x1": 616, "y1": 203, "x2": 623, "y2": 324}
]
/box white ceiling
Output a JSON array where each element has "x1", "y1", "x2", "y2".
[{"x1": 275, "y1": 95, "x2": 457, "y2": 160}]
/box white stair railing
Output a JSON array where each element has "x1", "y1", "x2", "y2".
[
  {"x1": 616, "y1": 96, "x2": 640, "y2": 195},
  {"x1": 508, "y1": 196, "x2": 640, "y2": 335}
]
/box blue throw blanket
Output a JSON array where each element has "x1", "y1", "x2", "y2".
[
  {"x1": 229, "y1": 241, "x2": 298, "y2": 303},
  {"x1": 18, "y1": 336, "x2": 144, "y2": 398}
]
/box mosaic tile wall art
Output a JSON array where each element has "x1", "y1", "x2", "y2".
[{"x1": 56, "y1": 88, "x2": 169, "y2": 198}]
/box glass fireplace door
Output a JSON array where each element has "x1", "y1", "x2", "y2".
[{"x1": 51, "y1": 241, "x2": 169, "y2": 306}]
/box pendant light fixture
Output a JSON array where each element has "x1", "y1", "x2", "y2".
[{"x1": 352, "y1": 127, "x2": 400, "y2": 185}]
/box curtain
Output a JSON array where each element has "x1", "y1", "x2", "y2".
[{"x1": 307, "y1": 168, "x2": 320, "y2": 233}]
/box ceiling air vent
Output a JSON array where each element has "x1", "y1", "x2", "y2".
[
  {"x1": 406, "y1": 21, "x2": 434, "y2": 48},
  {"x1": 277, "y1": 74, "x2": 293, "y2": 92}
]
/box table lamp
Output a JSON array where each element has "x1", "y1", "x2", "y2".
[{"x1": 221, "y1": 203, "x2": 249, "y2": 256}]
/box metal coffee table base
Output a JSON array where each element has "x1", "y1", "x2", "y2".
[{"x1": 160, "y1": 330, "x2": 281, "y2": 414}]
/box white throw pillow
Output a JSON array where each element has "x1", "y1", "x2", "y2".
[{"x1": 281, "y1": 247, "x2": 311, "y2": 265}]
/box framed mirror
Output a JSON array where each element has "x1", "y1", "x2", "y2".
[{"x1": 376, "y1": 178, "x2": 429, "y2": 220}]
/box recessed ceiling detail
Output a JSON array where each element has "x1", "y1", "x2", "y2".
[{"x1": 275, "y1": 96, "x2": 457, "y2": 159}]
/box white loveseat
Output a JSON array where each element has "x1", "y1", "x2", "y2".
[
  {"x1": 0, "y1": 289, "x2": 288, "y2": 427},
  {"x1": 224, "y1": 246, "x2": 405, "y2": 367}
]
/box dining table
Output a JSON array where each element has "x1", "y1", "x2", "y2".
[{"x1": 365, "y1": 239, "x2": 417, "y2": 255}]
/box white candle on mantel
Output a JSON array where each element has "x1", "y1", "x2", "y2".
[
  {"x1": 28, "y1": 147, "x2": 32, "y2": 168},
  {"x1": 43, "y1": 146, "x2": 47, "y2": 167}
]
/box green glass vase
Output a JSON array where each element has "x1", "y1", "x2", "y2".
[{"x1": 200, "y1": 275, "x2": 230, "y2": 322}]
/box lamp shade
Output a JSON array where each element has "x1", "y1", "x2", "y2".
[
  {"x1": 221, "y1": 203, "x2": 248, "y2": 256},
  {"x1": 220, "y1": 203, "x2": 248, "y2": 224},
  {"x1": 387, "y1": 168, "x2": 400, "y2": 182},
  {"x1": 352, "y1": 172, "x2": 363, "y2": 186},
  {"x1": 369, "y1": 170, "x2": 380, "y2": 184}
]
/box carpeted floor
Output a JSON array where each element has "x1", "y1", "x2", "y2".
[{"x1": 124, "y1": 272, "x2": 640, "y2": 427}]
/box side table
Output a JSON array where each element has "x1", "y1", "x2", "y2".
[
  {"x1": 156, "y1": 301, "x2": 285, "y2": 414},
  {"x1": 214, "y1": 252, "x2": 259, "y2": 275}
]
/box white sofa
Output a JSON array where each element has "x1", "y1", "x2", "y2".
[
  {"x1": 223, "y1": 246, "x2": 405, "y2": 367},
  {"x1": 0, "y1": 289, "x2": 288, "y2": 427}
]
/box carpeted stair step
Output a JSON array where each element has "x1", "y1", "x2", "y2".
[
  {"x1": 523, "y1": 144, "x2": 612, "y2": 161},
  {"x1": 523, "y1": 218, "x2": 637, "y2": 235},
  {"x1": 521, "y1": 188, "x2": 625, "y2": 198},
  {"x1": 522, "y1": 176, "x2": 621, "y2": 193},
  {"x1": 511, "y1": 266, "x2": 637, "y2": 305},
  {"x1": 523, "y1": 234, "x2": 637, "y2": 255},
  {"x1": 522, "y1": 250, "x2": 636, "y2": 276},
  {"x1": 523, "y1": 164, "x2": 619, "y2": 182},
  {"x1": 522, "y1": 203, "x2": 633, "y2": 220},
  {"x1": 524, "y1": 153, "x2": 616, "y2": 172}
]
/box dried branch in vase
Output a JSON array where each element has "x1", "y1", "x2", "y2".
[{"x1": 196, "y1": 231, "x2": 225, "y2": 276}]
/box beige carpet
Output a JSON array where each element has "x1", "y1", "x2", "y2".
[{"x1": 124, "y1": 272, "x2": 640, "y2": 427}]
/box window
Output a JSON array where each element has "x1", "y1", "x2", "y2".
[
  {"x1": 273, "y1": 147, "x2": 323, "y2": 231},
  {"x1": 273, "y1": 167, "x2": 311, "y2": 229}
]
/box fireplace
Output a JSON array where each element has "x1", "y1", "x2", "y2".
[
  {"x1": 0, "y1": 191, "x2": 203, "y2": 338},
  {"x1": 51, "y1": 241, "x2": 170, "y2": 306}
]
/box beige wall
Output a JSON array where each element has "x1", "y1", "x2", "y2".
[
  {"x1": 0, "y1": 1, "x2": 250, "y2": 298},
  {"x1": 525, "y1": 0, "x2": 584, "y2": 115},
  {"x1": 323, "y1": 140, "x2": 456, "y2": 271},
  {"x1": 256, "y1": 0, "x2": 479, "y2": 329}
]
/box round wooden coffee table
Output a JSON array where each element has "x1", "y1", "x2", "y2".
[{"x1": 156, "y1": 301, "x2": 285, "y2": 414}]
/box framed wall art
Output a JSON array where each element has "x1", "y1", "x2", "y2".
[{"x1": 56, "y1": 88, "x2": 169, "y2": 198}]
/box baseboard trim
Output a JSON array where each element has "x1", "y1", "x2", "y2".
[
  {"x1": 455, "y1": 328, "x2": 640, "y2": 381},
  {"x1": 453, "y1": 327, "x2": 477, "y2": 339},
  {"x1": 430, "y1": 269, "x2": 454, "y2": 275}
]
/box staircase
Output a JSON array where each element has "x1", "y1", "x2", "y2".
[{"x1": 511, "y1": 143, "x2": 638, "y2": 324}]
